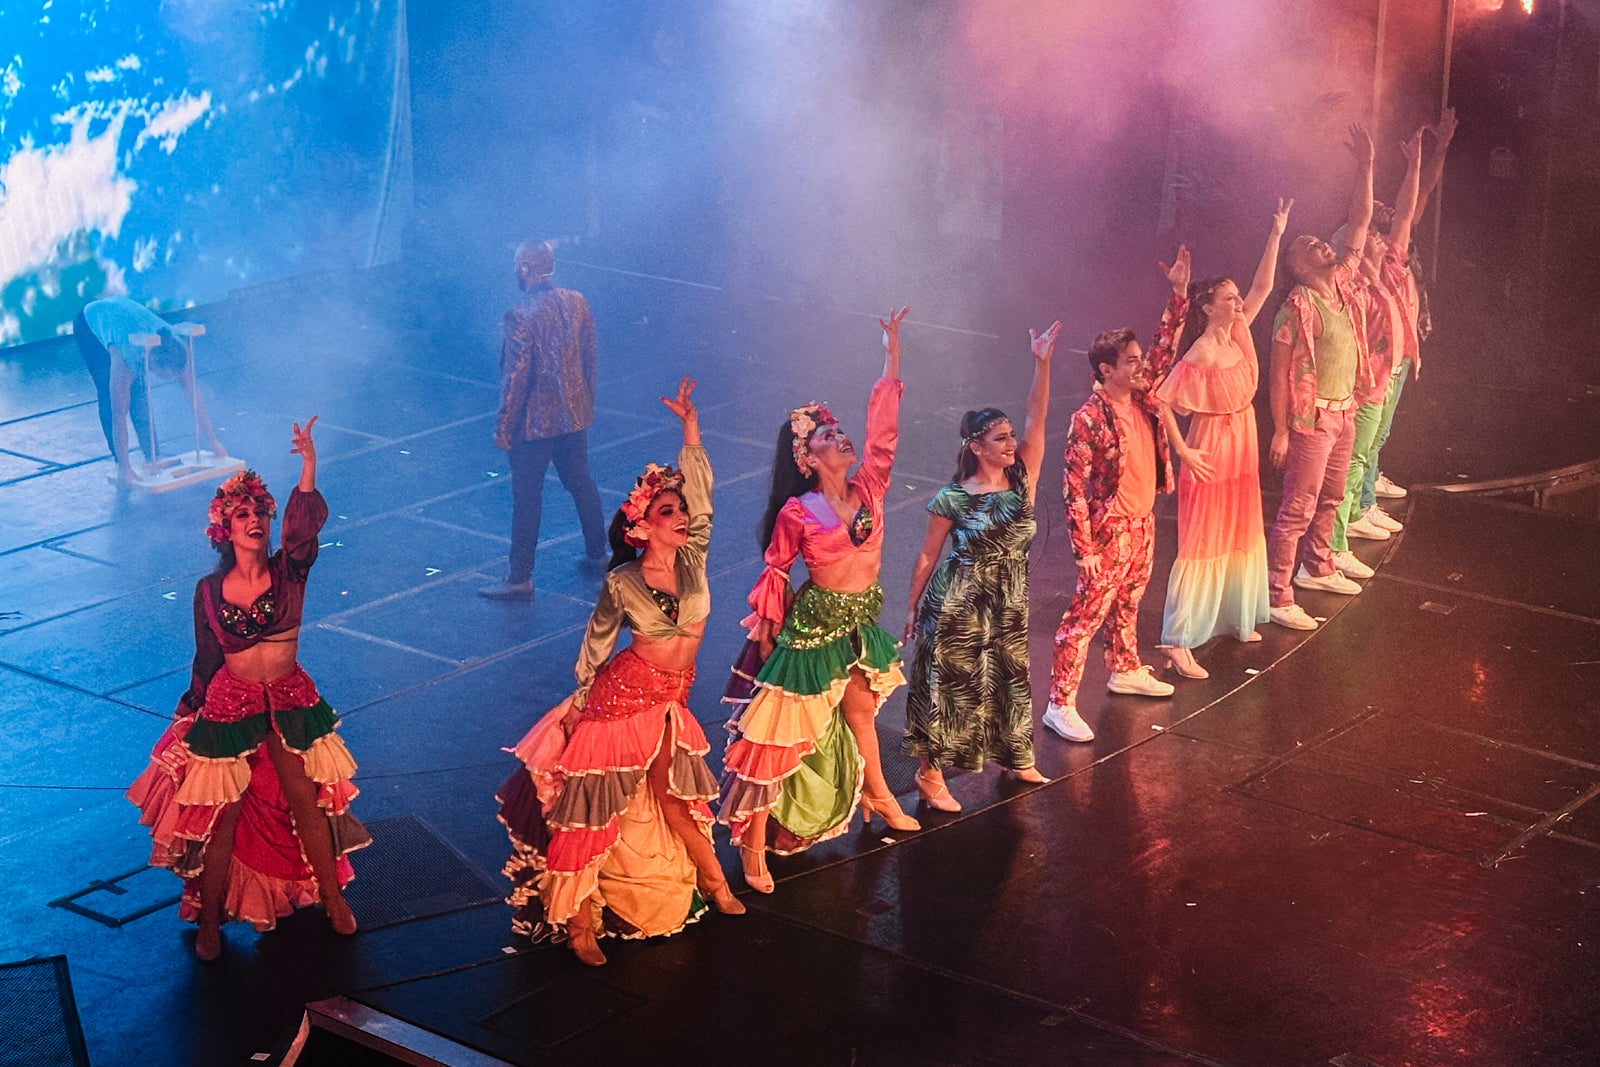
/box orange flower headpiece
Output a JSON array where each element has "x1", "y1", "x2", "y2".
[{"x1": 206, "y1": 469, "x2": 276, "y2": 547}]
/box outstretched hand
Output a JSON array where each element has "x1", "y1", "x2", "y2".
[
  {"x1": 1029, "y1": 321, "x2": 1062, "y2": 364},
  {"x1": 878, "y1": 306, "x2": 910, "y2": 357},
  {"x1": 1160, "y1": 245, "x2": 1191, "y2": 296},
  {"x1": 1270, "y1": 197, "x2": 1294, "y2": 237},
  {"x1": 1401, "y1": 127, "x2": 1424, "y2": 165},
  {"x1": 660, "y1": 376, "x2": 698, "y2": 422},
  {"x1": 1346, "y1": 123, "x2": 1375, "y2": 163},
  {"x1": 291, "y1": 415, "x2": 318, "y2": 461},
  {"x1": 1432, "y1": 105, "x2": 1458, "y2": 143}
]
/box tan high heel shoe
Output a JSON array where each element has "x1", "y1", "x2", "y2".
[
  {"x1": 701, "y1": 876, "x2": 748, "y2": 915},
  {"x1": 860, "y1": 792, "x2": 921, "y2": 832},
  {"x1": 739, "y1": 844, "x2": 774, "y2": 894},
  {"x1": 1158, "y1": 645, "x2": 1209, "y2": 680},
  {"x1": 915, "y1": 770, "x2": 961, "y2": 813}
]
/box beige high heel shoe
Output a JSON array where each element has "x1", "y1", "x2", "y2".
[
  {"x1": 915, "y1": 770, "x2": 961, "y2": 813},
  {"x1": 701, "y1": 876, "x2": 748, "y2": 915},
  {"x1": 1158, "y1": 645, "x2": 1209, "y2": 680},
  {"x1": 739, "y1": 844, "x2": 774, "y2": 894},
  {"x1": 860, "y1": 792, "x2": 921, "y2": 832}
]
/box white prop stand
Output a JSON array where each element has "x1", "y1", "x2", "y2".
[{"x1": 113, "y1": 322, "x2": 245, "y2": 492}]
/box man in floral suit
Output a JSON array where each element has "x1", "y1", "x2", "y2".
[{"x1": 1045, "y1": 256, "x2": 1191, "y2": 743}]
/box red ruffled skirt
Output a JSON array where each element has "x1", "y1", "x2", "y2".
[
  {"x1": 125, "y1": 664, "x2": 369, "y2": 931},
  {"x1": 497, "y1": 649, "x2": 719, "y2": 941}
]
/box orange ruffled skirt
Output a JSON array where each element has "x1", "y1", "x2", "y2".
[
  {"x1": 125, "y1": 664, "x2": 368, "y2": 931},
  {"x1": 496, "y1": 649, "x2": 719, "y2": 941}
]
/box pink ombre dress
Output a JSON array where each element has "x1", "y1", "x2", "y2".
[{"x1": 1155, "y1": 344, "x2": 1270, "y2": 647}]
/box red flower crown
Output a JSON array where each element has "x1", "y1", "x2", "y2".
[{"x1": 206, "y1": 470, "x2": 276, "y2": 546}]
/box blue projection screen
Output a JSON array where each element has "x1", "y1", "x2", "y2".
[{"x1": 0, "y1": 0, "x2": 411, "y2": 348}]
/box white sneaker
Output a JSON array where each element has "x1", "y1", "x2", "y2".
[
  {"x1": 1107, "y1": 665, "x2": 1176, "y2": 697},
  {"x1": 1269, "y1": 603, "x2": 1319, "y2": 630},
  {"x1": 1346, "y1": 513, "x2": 1391, "y2": 540},
  {"x1": 1374, "y1": 472, "x2": 1407, "y2": 499},
  {"x1": 1293, "y1": 565, "x2": 1362, "y2": 595},
  {"x1": 1042, "y1": 702, "x2": 1094, "y2": 742},
  {"x1": 1331, "y1": 550, "x2": 1375, "y2": 579},
  {"x1": 1365, "y1": 505, "x2": 1404, "y2": 532}
]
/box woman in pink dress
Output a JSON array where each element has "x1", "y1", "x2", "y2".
[{"x1": 1154, "y1": 202, "x2": 1293, "y2": 678}]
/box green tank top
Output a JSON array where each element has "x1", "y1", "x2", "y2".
[{"x1": 1308, "y1": 290, "x2": 1357, "y2": 400}]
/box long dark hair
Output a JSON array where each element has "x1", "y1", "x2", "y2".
[
  {"x1": 759, "y1": 418, "x2": 818, "y2": 549},
  {"x1": 1178, "y1": 275, "x2": 1234, "y2": 358},
  {"x1": 952, "y1": 407, "x2": 1012, "y2": 482}
]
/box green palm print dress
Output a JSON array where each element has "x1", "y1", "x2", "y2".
[{"x1": 904, "y1": 467, "x2": 1038, "y2": 771}]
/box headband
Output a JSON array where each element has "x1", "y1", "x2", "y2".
[
  {"x1": 619, "y1": 463, "x2": 686, "y2": 547},
  {"x1": 963, "y1": 411, "x2": 1009, "y2": 444},
  {"x1": 788, "y1": 403, "x2": 837, "y2": 473},
  {"x1": 206, "y1": 470, "x2": 276, "y2": 546}
]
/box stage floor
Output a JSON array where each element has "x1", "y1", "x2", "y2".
[{"x1": 2, "y1": 265, "x2": 1598, "y2": 1066}]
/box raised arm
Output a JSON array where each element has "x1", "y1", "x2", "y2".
[
  {"x1": 292, "y1": 415, "x2": 317, "y2": 493},
  {"x1": 1243, "y1": 199, "x2": 1293, "y2": 325},
  {"x1": 283, "y1": 417, "x2": 328, "y2": 575},
  {"x1": 1387, "y1": 128, "x2": 1425, "y2": 255},
  {"x1": 1016, "y1": 321, "x2": 1059, "y2": 501},
  {"x1": 1415, "y1": 106, "x2": 1457, "y2": 219},
  {"x1": 662, "y1": 377, "x2": 711, "y2": 553},
  {"x1": 878, "y1": 305, "x2": 908, "y2": 382},
  {"x1": 1340, "y1": 124, "x2": 1376, "y2": 269}
]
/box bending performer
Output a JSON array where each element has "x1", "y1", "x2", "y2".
[
  {"x1": 902, "y1": 322, "x2": 1059, "y2": 811},
  {"x1": 497, "y1": 378, "x2": 744, "y2": 968},
  {"x1": 721, "y1": 308, "x2": 920, "y2": 894},
  {"x1": 127, "y1": 419, "x2": 365, "y2": 961}
]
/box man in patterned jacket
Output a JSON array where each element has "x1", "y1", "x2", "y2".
[
  {"x1": 1044, "y1": 254, "x2": 1191, "y2": 743},
  {"x1": 481, "y1": 240, "x2": 609, "y2": 601}
]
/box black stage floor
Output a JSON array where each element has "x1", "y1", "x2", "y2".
[{"x1": 2, "y1": 265, "x2": 1598, "y2": 1066}]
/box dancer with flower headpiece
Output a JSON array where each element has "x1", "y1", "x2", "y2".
[
  {"x1": 496, "y1": 377, "x2": 744, "y2": 968},
  {"x1": 127, "y1": 418, "x2": 367, "y2": 961},
  {"x1": 720, "y1": 308, "x2": 919, "y2": 895}
]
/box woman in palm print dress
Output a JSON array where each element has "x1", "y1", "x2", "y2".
[{"x1": 902, "y1": 322, "x2": 1059, "y2": 811}]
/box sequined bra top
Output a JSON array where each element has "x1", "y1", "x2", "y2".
[{"x1": 216, "y1": 592, "x2": 279, "y2": 638}]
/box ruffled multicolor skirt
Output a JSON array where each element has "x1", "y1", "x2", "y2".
[
  {"x1": 496, "y1": 648, "x2": 719, "y2": 942},
  {"x1": 719, "y1": 582, "x2": 904, "y2": 854},
  {"x1": 125, "y1": 664, "x2": 368, "y2": 931}
]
